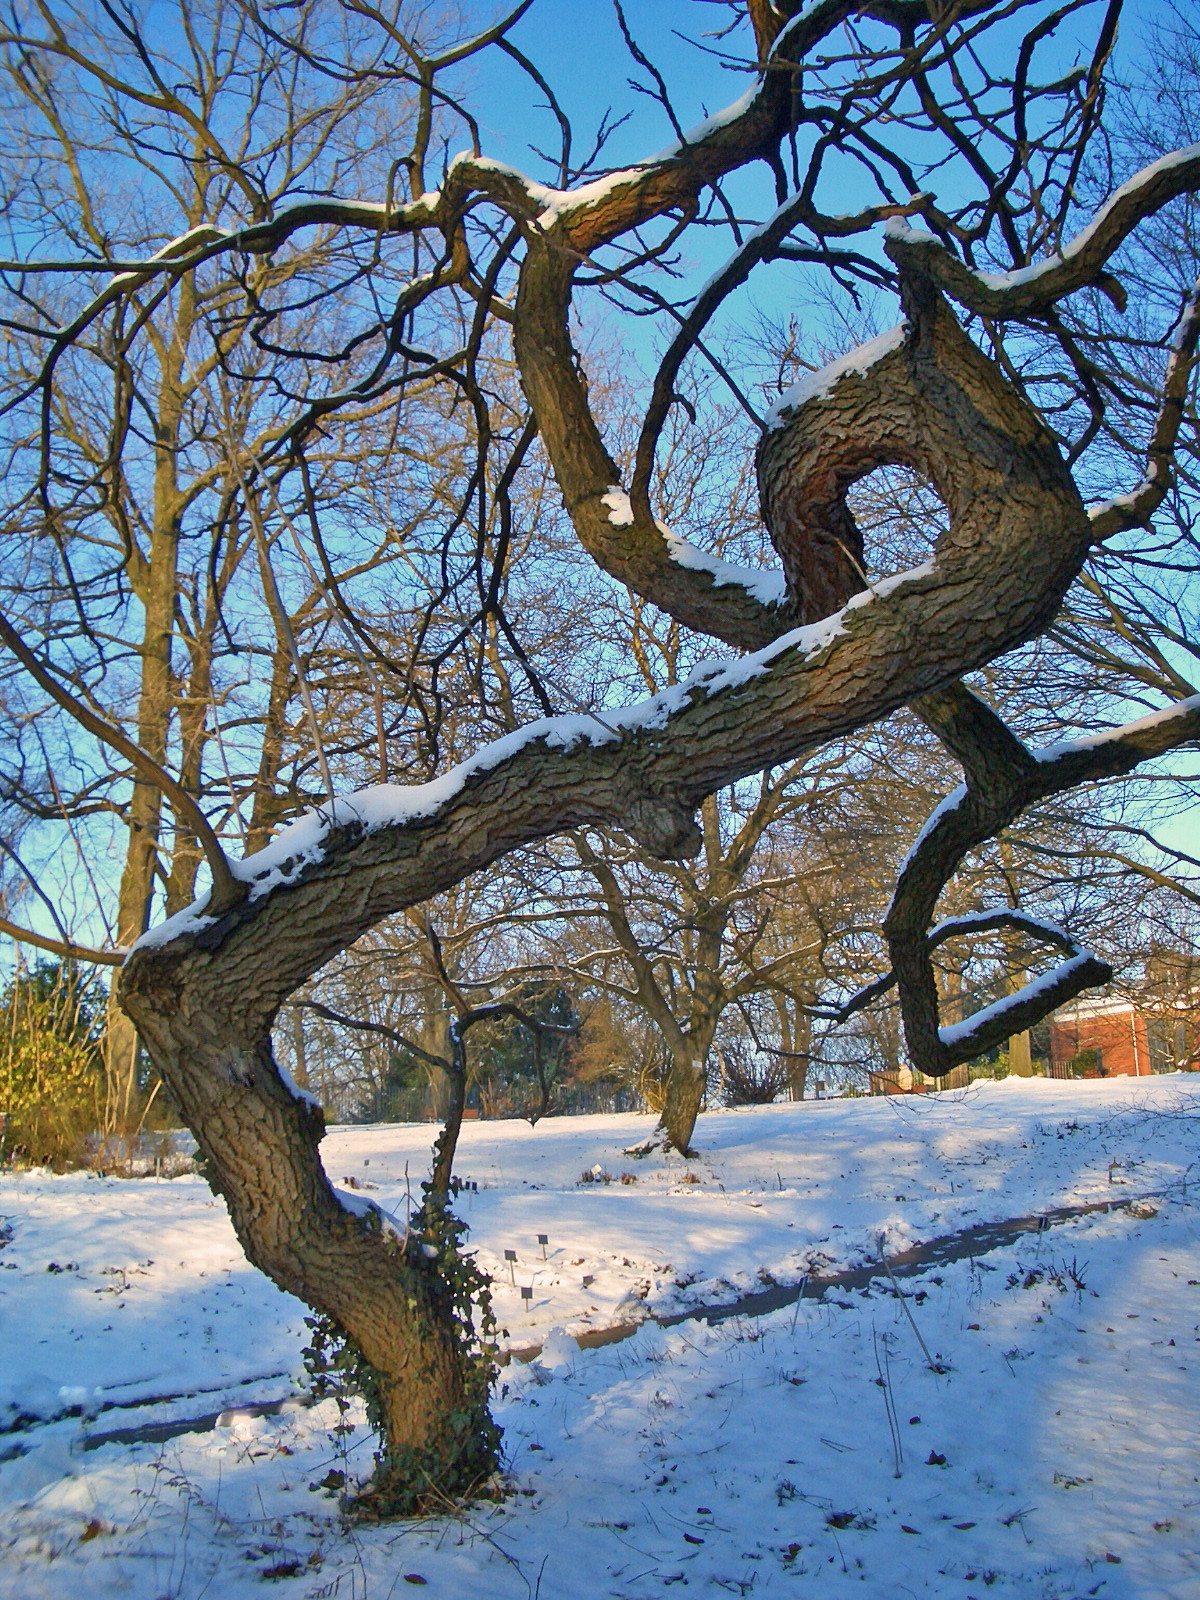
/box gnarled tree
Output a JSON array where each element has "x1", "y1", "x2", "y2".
[{"x1": 2, "y1": 0, "x2": 1199, "y2": 1507}]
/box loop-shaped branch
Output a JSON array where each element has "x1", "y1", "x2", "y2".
[
  {"x1": 885, "y1": 694, "x2": 1200, "y2": 1076},
  {"x1": 757, "y1": 267, "x2": 1086, "y2": 623}
]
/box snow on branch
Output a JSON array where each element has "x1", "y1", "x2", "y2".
[
  {"x1": 927, "y1": 907, "x2": 1083, "y2": 954},
  {"x1": 938, "y1": 948, "x2": 1110, "y2": 1054},
  {"x1": 122, "y1": 551, "x2": 958, "y2": 1029},
  {"x1": 601, "y1": 489, "x2": 787, "y2": 607},
  {"x1": 765, "y1": 324, "x2": 908, "y2": 431},
  {"x1": 927, "y1": 911, "x2": 1111, "y2": 1057},
  {"x1": 130, "y1": 589, "x2": 884, "y2": 956},
  {"x1": 817, "y1": 907, "x2": 1104, "y2": 1039},
  {"x1": 884, "y1": 143, "x2": 1200, "y2": 320}
]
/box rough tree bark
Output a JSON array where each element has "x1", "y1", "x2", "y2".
[{"x1": 123, "y1": 941, "x2": 493, "y2": 1506}]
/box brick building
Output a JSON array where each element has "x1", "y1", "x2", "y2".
[{"x1": 1049, "y1": 995, "x2": 1152, "y2": 1079}]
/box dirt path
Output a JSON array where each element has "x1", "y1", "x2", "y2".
[
  {"x1": 4, "y1": 1190, "x2": 1154, "y2": 1457},
  {"x1": 512, "y1": 1190, "x2": 1153, "y2": 1358}
]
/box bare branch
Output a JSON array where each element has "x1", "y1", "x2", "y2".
[
  {"x1": 886, "y1": 696, "x2": 1200, "y2": 1075},
  {"x1": 0, "y1": 913, "x2": 124, "y2": 966},
  {"x1": 884, "y1": 144, "x2": 1200, "y2": 319}
]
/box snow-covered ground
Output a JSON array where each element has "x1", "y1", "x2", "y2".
[{"x1": 1, "y1": 1075, "x2": 1197, "y2": 1598}]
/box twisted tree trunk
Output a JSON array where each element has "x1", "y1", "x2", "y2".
[{"x1": 121, "y1": 942, "x2": 497, "y2": 1510}]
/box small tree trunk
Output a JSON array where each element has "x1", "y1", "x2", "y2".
[
  {"x1": 102, "y1": 1000, "x2": 141, "y2": 1134},
  {"x1": 659, "y1": 1054, "x2": 706, "y2": 1154},
  {"x1": 785, "y1": 1055, "x2": 808, "y2": 1101},
  {"x1": 290, "y1": 1007, "x2": 311, "y2": 1089},
  {"x1": 1008, "y1": 1029, "x2": 1033, "y2": 1076},
  {"x1": 777, "y1": 995, "x2": 811, "y2": 1101}
]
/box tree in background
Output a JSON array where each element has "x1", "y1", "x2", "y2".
[
  {"x1": 0, "y1": 960, "x2": 104, "y2": 1167},
  {"x1": 0, "y1": 0, "x2": 463, "y2": 1126}
]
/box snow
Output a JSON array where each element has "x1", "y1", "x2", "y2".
[
  {"x1": 600, "y1": 486, "x2": 637, "y2": 527},
  {"x1": 846, "y1": 557, "x2": 937, "y2": 609},
  {"x1": 447, "y1": 154, "x2": 646, "y2": 232},
  {"x1": 651, "y1": 3, "x2": 839, "y2": 164},
  {"x1": 104, "y1": 192, "x2": 443, "y2": 294},
  {"x1": 657, "y1": 83, "x2": 761, "y2": 158},
  {"x1": 924, "y1": 911, "x2": 1102, "y2": 1053},
  {"x1": 2, "y1": 1076, "x2": 1199, "y2": 1597},
  {"x1": 930, "y1": 908, "x2": 1073, "y2": 948},
  {"x1": 897, "y1": 781, "x2": 968, "y2": 876},
  {"x1": 1034, "y1": 694, "x2": 1200, "y2": 764},
  {"x1": 601, "y1": 487, "x2": 787, "y2": 605},
  {"x1": 897, "y1": 693, "x2": 1199, "y2": 892},
  {"x1": 276, "y1": 1061, "x2": 323, "y2": 1112},
  {"x1": 886, "y1": 143, "x2": 1200, "y2": 305},
  {"x1": 975, "y1": 141, "x2": 1200, "y2": 293},
  {"x1": 1088, "y1": 470, "x2": 1159, "y2": 523},
  {"x1": 661, "y1": 529, "x2": 788, "y2": 605},
  {"x1": 765, "y1": 323, "x2": 908, "y2": 429},
  {"x1": 939, "y1": 952, "x2": 1097, "y2": 1050},
  {"x1": 332, "y1": 1185, "x2": 406, "y2": 1244}
]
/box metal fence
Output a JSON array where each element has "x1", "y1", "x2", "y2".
[{"x1": 313, "y1": 1078, "x2": 644, "y2": 1126}]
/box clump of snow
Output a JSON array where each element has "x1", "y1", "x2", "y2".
[
  {"x1": 600, "y1": 487, "x2": 635, "y2": 527},
  {"x1": 275, "y1": 1062, "x2": 322, "y2": 1112},
  {"x1": 883, "y1": 214, "x2": 939, "y2": 247},
  {"x1": 447, "y1": 153, "x2": 647, "y2": 233},
  {"x1": 333, "y1": 1185, "x2": 406, "y2": 1243},
  {"x1": 604, "y1": 485, "x2": 787, "y2": 606},
  {"x1": 661, "y1": 528, "x2": 787, "y2": 605},
  {"x1": 535, "y1": 1326, "x2": 578, "y2": 1373}
]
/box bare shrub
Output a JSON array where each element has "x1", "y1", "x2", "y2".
[{"x1": 720, "y1": 1042, "x2": 790, "y2": 1107}]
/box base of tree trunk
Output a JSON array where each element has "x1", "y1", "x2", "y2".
[
  {"x1": 118, "y1": 948, "x2": 503, "y2": 1519},
  {"x1": 303, "y1": 1193, "x2": 501, "y2": 1519}
]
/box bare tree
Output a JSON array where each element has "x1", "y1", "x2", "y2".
[
  {"x1": 0, "y1": 0, "x2": 456, "y2": 1123},
  {"x1": 1, "y1": 0, "x2": 1198, "y2": 1510}
]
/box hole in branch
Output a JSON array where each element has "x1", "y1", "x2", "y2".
[{"x1": 846, "y1": 465, "x2": 949, "y2": 581}]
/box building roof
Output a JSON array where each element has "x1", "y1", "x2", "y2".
[{"x1": 1051, "y1": 993, "x2": 1138, "y2": 1023}]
